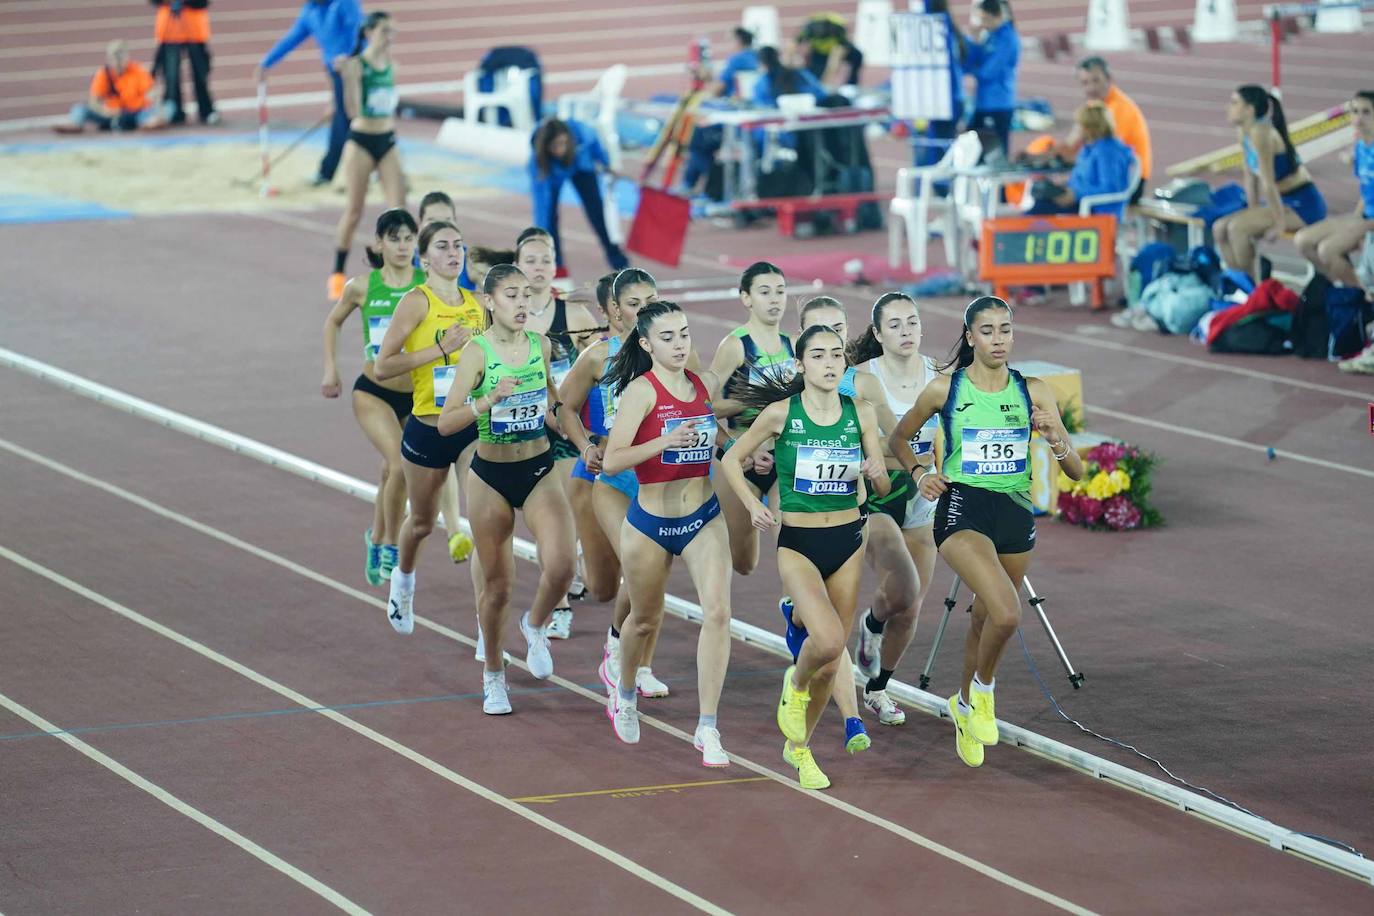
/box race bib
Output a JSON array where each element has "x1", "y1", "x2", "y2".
[
  {"x1": 911, "y1": 417, "x2": 938, "y2": 457},
  {"x1": 793, "y1": 445, "x2": 861, "y2": 496},
  {"x1": 432, "y1": 365, "x2": 455, "y2": 408},
  {"x1": 365, "y1": 85, "x2": 399, "y2": 116},
  {"x1": 601, "y1": 385, "x2": 619, "y2": 431},
  {"x1": 490, "y1": 389, "x2": 547, "y2": 436},
  {"x1": 661, "y1": 414, "x2": 717, "y2": 466},
  {"x1": 960, "y1": 427, "x2": 1029, "y2": 476},
  {"x1": 366, "y1": 315, "x2": 390, "y2": 361}
]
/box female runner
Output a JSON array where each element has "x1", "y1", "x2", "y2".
[
  {"x1": 709, "y1": 262, "x2": 794, "y2": 577},
  {"x1": 559, "y1": 268, "x2": 674, "y2": 698},
  {"x1": 723, "y1": 324, "x2": 890, "y2": 790},
  {"x1": 436, "y1": 264, "x2": 576, "y2": 714},
  {"x1": 517, "y1": 231, "x2": 603, "y2": 638},
  {"x1": 373, "y1": 220, "x2": 486, "y2": 635},
  {"x1": 599, "y1": 301, "x2": 732, "y2": 765},
  {"x1": 321, "y1": 207, "x2": 424, "y2": 586},
  {"x1": 328, "y1": 11, "x2": 405, "y2": 301},
  {"x1": 848, "y1": 293, "x2": 942, "y2": 727},
  {"x1": 890, "y1": 296, "x2": 1083, "y2": 767}
]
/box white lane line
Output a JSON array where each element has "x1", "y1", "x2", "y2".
[
  {"x1": 1084, "y1": 405, "x2": 1374, "y2": 480},
  {"x1": 0, "y1": 543, "x2": 730, "y2": 916},
  {"x1": 0, "y1": 436, "x2": 1093, "y2": 914},
  {"x1": 0, "y1": 689, "x2": 370, "y2": 916}
]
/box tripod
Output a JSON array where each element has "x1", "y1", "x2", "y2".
[{"x1": 918, "y1": 575, "x2": 1085, "y2": 691}]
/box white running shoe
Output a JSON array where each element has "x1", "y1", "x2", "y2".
[
  {"x1": 635, "y1": 667, "x2": 670, "y2": 698},
  {"x1": 472, "y1": 625, "x2": 511, "y2": 666},
  {"x1": 1338, "y1": 343, "x2": 1374, "y2": 374},
  {"x1": 597, "y1": 649, "x2": 619, "y2": 694},
  {"x1": 607, "y1": 691, "x2": 640, "y2": 743},
  {"x1": 863, "y1": 688, "x2": 907, "y2": 726},
  {"x1": 386, "y1": 578, "x2": 414, "y2": 635},
  {"x1": 856, "y1": 610, "x2": 882, "y2": 680},
  {"x1": 482, "y1": 670, "x2": 512, "y2": 715},
  {"x1": 694, "y1": 726, "x2": 729, "y2": 767},
  {"x1": 520, "y1": 612, "x2": 553, "y2": 679},
  {"x1": 547, "y1": 607, "x2": 572, "y2": 640}
]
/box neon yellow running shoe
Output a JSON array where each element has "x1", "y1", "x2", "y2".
[
  {"x1": 783, "y1": 740, "x2": 830, "y2": 790},
  {"x1": 776, "y1": 665, "x2": 810, "y2": 744},
  {"x1": 968, "y1": 687, "x2": 999, "y2": 746},
  {"x1": 948, "y1": 694, "x2": 984, "y2": 768},
  {"x1": 448, "y1": 531, "x2": 474, "y2": 563}
]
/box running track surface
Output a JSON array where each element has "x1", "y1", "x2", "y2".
[{"x1": 4, "y1": 1, "x2": 1374, "y2": 913}]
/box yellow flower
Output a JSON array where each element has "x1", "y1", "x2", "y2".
[
  {"x1": 1109, "y1": 469, "x2": 1131, "y2": 492},
  {"x1": 1057, "y1": 471, "x2": 1075, "y2": 493},
  {"x1": 1085, "y1": 471, "x2": 1119, "y2": 500}
]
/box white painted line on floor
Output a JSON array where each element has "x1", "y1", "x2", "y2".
[
  {"x1": 0, "y1": 435, "x2": 1095, "y2": 913},
  {"x1": 0, "y1": 689, "x2": 371, "y2": 915},
  {"x1": 0, "y1": 543, "x2": 731, "y2": 916}
]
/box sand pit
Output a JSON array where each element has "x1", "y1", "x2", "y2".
[{"x1": 0, "y1": 132, "x2": 516, "y2": 220}]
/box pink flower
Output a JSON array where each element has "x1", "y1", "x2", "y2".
[
  {"x1": 1058, "y1": 494, "x2": 1083, "y2": 525},
  {"x1": 1079, "y1": 496, "x2": 1106, "y2": 527},
  {"x1": 1103, "y1": 495, "x2": 1142, "y2": 530},
  {"x1": 1085, "y1": 442, "x2": 1128, "y2": 474}
]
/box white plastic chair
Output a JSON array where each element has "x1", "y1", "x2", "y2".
[
  {"x1": 461, "y1": 66, "x2": 536, "y2": 134},
  {"x1": 742, "y1": 6, "x2": 781, "y2": 48},
  {"x1": 555, "y1": 63, "x2": 628, "y2": 169},
  {"x1": 889, "y1": 130, "x2": 982, "y2": 274},
  {"x1": 1069, "y1": 158, "x2": 1142, "y2": 304}
]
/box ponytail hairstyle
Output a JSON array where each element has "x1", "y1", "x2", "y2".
[
  {"x1": 939, "y1": 295, "x2": 1011, "y2": 372},
  {"x1": 733, "y1": 324, "x2": 846, "y2": 412},
  {"x1": 848, "y1": 291, "x2": 918, "y2": 365},
  {"x1": 927, "y1": 0, "x2": 967, "y2": 65},
  {"x1": 612, "y1": 267, "x2": 656, "y2": 305},
  {"x1": 756, "y1": 46, "x2": 799, "y2": 96},
  {"x1": 1238, "y1": 84, "x2": 1298, "y2": 164},
  {"x1": 604, "y1": 300, "x2": 684, "y2": 395},
  {"x1": 368, "y1": 207, "x2": 419, "y2": 268},
  {"x1": 739, "y1": 260, "x2": 785, "y2": 295},
  {"x1": 355, "y1": 10, "x2": 390, "y2": 56}
]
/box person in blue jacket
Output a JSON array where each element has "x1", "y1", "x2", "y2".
[
  {"x1": 255, "y1": 0, "x2": 363, "y2": 187},
  {"x1": 529, "y1": 118, "x2": 628, "y2": 273},
  {"x1": 1027, "y1": 102, "x2": 1136, "y2": 217},
  {"x1": 964, "y1": 0, "x2": 1019, "y2": 158},
  {"x1": 717, "y1": 28, "x2": 760, "y2": 98},
  {"x1": 914, "y1": 0, "x2": 968, "y2": 170}
]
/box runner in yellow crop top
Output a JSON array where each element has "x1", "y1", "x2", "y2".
[{"x1": 374, "y1": 220, "x2": 486, "y2": 636}]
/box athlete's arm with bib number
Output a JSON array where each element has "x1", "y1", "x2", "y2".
[
  {"x1": 321, "y1": 275, "x2": 366, "y2": 397},
  {"x1": 720, "y1": 400, "x2": 787, "y2": 531},
  {"x1": 855, "y1": 399, "x2": 892, "y2": 498},
  {"x1": 436, "y1": 347, "x2": 511, "y2": 437},
  {"x1": 1028, "y1": 377, "x2": 1084, "y2": 481},
  {"x1": 890, "y1": 376, "x2": 952, "y2": 500},
  {"x1": 555, "y1": 339, "x2": 608, "y2": 472}
]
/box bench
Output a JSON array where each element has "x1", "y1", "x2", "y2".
[
  {"x1": 1130, "y1": 199, "x2": 1207, "y2": 251},
  {"x1": 1256, "y1": 233, "x2": 1315, "y2": 288},
  {"x1": 731, "y1": 192, "x2": 884, "y2": 237}
]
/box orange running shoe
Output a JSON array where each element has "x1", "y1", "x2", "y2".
[{"x1": 327, "y1": 272, "x2": 345, "y2": 301}]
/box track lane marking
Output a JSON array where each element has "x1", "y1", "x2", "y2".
[
  {"x1": 0, "y1": 435, "x2": 1094, "y2": 914},
  {"x1": 512, "y1": 777, "x2": 771, "y2": 804},
  {"x1": 0, "y1": 689, "x2": 370, "y2": 915}
]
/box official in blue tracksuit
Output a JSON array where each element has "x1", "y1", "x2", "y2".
[
  {"x1": 964, "y1": 0, "x2": 1019, "y2": 157},
  {"x1": 914, "y1": 0, "x2": 968, "y2": 169},
  {"x1": 718, "y1": 29, "x2": 760, "y2": 98},
  {"x1": 529, "y1": 118, "x2": 628, "y2": 272},
  {"x1": 1027, "y1": 102, "x2": 1137, "y2": 217},
  {"x1": 256, "y1": 0, "x2": 364, "y2": 184}
]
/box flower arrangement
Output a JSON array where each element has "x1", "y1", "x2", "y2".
[{"x1": 1056, "y1": 442, "x2": 1162, "y2": 531}]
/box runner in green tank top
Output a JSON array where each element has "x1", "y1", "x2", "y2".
[
  {"x1": 321, "y1": 208, "x2": 421, "y2": 587},
  {"x1": 437, "y1": 265, "x2": 575, "y2": 716},
  {"x1": 721, "y1": 324, "x2": 889, "y2": 791},
  {"x1": 890, "y1": 297, "x2": 1083, "y2": 770},
  {"x1": 329, "y1": 11, "x2": 406, "y2": 303},
  {"x1": 709, "y1": 262, "x2": 796, "y2": 580}
]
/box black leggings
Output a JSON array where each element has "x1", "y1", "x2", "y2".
[
  {"x1": 471, "y1": 450, "x2": 555, "y2": 510},
  {"x1": 777, "y1": 519, "x2": 866, "y2": 580}
]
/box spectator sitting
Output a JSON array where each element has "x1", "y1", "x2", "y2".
[
  {"x1": 1026, "y1": 102, "x2": 1136, "y2": 218},
  {"x1": 1295, "y1": 91, "x2": 1374, "y2": 290},
  {"x1": 752, "y1": 45, "x2": 827, "y2": 109},
  {"x1": 714, "y1": 27, "x2": 760, "y2": 98},
  {"x1": 151, "y1": 0, "x2": 217, "y2": 126},
  {"x1": 58, "y1": 40, "x2": 167, "y2": 133},
  {"x1": 1064, "y1": 57, "x2": 1150, "y2": 200},
  {"x1": 796, "y1": 14, "x2": 863, "y2": 91}
]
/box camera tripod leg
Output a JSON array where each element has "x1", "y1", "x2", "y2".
[
  {"x1": 1023, "y1": 576, "x2": 1084, "y2": 689},
  {"x1": 919, "y1": 576, "x2": 964, "y2": 691}
]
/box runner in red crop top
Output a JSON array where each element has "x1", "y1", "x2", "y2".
[{"x1": 598, "y1": 302, "x2": 734, "y2": 765}]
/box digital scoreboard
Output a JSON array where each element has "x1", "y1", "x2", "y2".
[{"x1": 978, "y1": 215, "x2": 1118, "y2": 308}]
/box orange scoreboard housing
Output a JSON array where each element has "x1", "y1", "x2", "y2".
[{"x1": 978, "y1": 215, "x2": 1118, "y2": 309}]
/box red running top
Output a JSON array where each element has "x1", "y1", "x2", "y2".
[{"x1": 630, "y1": 370, "x2": 717, "y2": 485}]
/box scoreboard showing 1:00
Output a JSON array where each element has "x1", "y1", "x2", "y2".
[{"x1": 991, "y1": 228, "x2": 1102, "y2": 266}]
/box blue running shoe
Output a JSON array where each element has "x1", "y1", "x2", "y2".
[
  {"x1": 364, "y1": 528, "x2": 384, "y2": 586},
  {"x1": 844, "y1": 716, "x2": 871, "y2": 754},
  {"x1": 779, "y1": 597, "x2": 806, "y2": 661}
]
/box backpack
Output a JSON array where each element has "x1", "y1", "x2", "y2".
[
  {"x1": 1325, "y1": 286, "x2": 1373, "y2": 360},
  {"x1": 1290, "y1": 274, "x2": 1330, "y2": 359},
  {"x1": 1126, "y1": 242, "x2": 1175, "y2": 307},
  {"x1": 1141, "y1": 271, "x2": 1213, "y2": 335},
  {"x1": 1209, "y1": 312, "x2": 1292, "y2": 355},
  {"x1": 1195, "y1": 182, "x2": 1247, "y2": 230}
]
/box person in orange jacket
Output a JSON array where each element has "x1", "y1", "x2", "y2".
[
  {"x1": 151, "y1": 0, "x2": 217, "y2": 125},
  {"x1": 59, "y1": 40, "x2": 168, "y2": 133}
]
